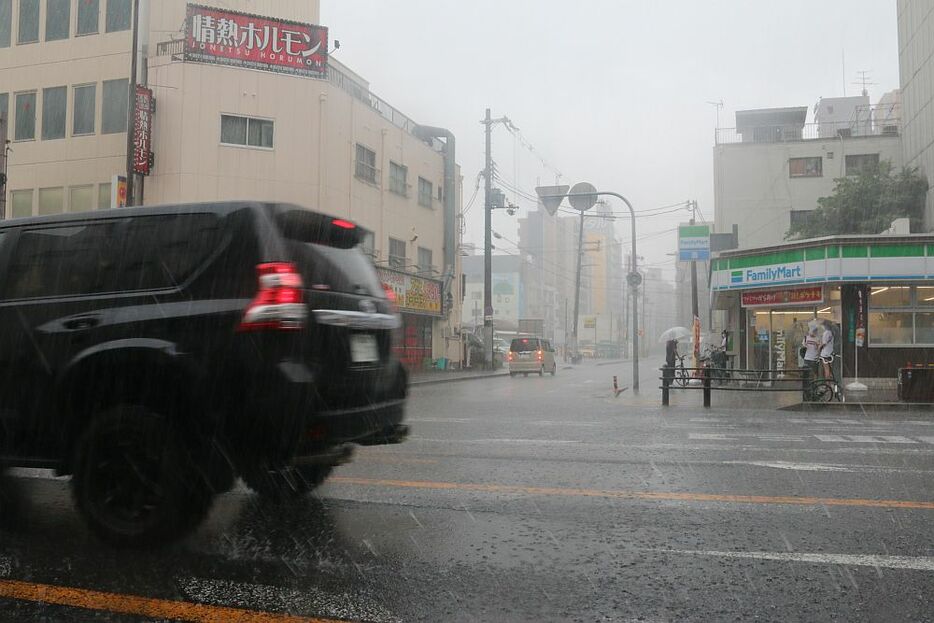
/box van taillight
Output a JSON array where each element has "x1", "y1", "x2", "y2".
[
  {"x1": 537, "y1": 350, "x2": 544, "y2": 361},
  {"x1": 237, "y1": 262, "x2": 306, "y2": 332}
]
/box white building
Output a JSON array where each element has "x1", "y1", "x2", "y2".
[
  {"x1": 714, "y1": 104, "x2": 904, "y2": 250},
  {"x1": 898, "y1": 0, "x2": 934, "y2": 229},
  {"x1": 0, "y1": 0, "x2": 464, "y2": 368}
]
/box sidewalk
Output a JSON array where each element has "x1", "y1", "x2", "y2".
[{"x1": 409, "y1": 367, "x2": 509, "y2": 386}]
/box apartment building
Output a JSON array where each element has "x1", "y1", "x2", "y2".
[{"x1": 0, "y1": 0, "x2": 464, "y2": 368}]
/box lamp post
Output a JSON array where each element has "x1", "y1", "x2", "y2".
[{"x1": 536, "y1": 185, "x2": 641, "y2": 393}]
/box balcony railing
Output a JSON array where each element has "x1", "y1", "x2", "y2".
[
  {"x1": 717, "y1": 118, "x2": 901, "y2": 145},
  {"x1": 155, "y1": 39, "x2": 184, "y2": 57}
]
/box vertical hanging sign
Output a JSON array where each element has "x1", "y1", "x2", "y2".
[
  {"x1": 133, "y1": 86, "x2": 154, "y2": 176},
  {"x1": 854, "y1": 285, "x2": 867, "y2": 347}
]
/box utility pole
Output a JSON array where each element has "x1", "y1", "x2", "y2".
[
  {"x1": 124, "y1": 0, "x2": 141, "y2": 207},
  {"x1": 482, "y1": 109, "x2": 494, "y2": 369},
  {"x1": 572, "y1": 210, "x2": 585, "y2": 359},
  {"x1": 690, "y1": 200, "x2": 700, "y2": 368}
]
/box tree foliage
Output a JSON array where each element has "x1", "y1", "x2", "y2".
[{"x1": 785, "y1": 162, "x2": 928, "y2": 240}]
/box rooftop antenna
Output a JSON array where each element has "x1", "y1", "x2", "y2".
[
  {"x1": 706, "y1": 99, "x2": 724, "y2": 129},
  {"x1": 853, "y1": 70, "x2": 876, "y2": 98}
]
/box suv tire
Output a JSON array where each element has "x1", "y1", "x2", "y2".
[
  {"x1": 243, "y1": 464, "x2": 333, "y2": 500},
  {"x1": 72, "y1": 406, "x2": 212, "y2": 548}
]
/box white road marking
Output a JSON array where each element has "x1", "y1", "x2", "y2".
[
  {"x1": 175, "y1": 576, "x2": 400, "y2": 623},
  {"x1": 410, "y1": 437, "x2": 581, "y2": 445},
  {"x1": 724, "y1": 461, "x2": 856, "y2": 472},
  {"x1": 815, "y1": 435, "x2": 848, "y2": 442},
  {"x1": 407, "y1": 418, "x2": 476, "y2": 423},
  {"x1": 658, "y1": 550, "x2": 934, "y2": 572}
]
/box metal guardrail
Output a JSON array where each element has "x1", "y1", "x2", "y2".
[{"x1": 659, "y1": 365, "x2": 814, "y2": 408}]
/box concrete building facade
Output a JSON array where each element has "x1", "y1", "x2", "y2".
[
  {"x1": 0, "y1": 0, "x2": 464, "y2": 368},
  {"x1": 898, "y1": 0, "x2": 934, "y2": 229},
  {"x1": 714, "y1": 103, "x2": 903, "y2": 250}
]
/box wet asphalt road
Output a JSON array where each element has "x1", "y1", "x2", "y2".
[{"x1": 1, "y1": 361, "x2": 934, "y2": 622}]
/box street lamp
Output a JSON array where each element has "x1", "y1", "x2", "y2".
[{"x1": 536, "y1": 184, "x2": 642, "y2": 393}]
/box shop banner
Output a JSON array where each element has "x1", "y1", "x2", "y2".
[
  {"x1": 854, "y1": 284, "x2": 867, "y2": 347},
  {"x1": 185, "y1": 4, "x2": 329, "y2": 79},
  {"x1": 377, "y1": 268, "x2": 442, "y2": 317},
  {"x1": 132, "y1": 86, "x2": 153, "y2": 176},
  {"x1": 741, "y1": 286, "x2": 823, "y2": 308}
]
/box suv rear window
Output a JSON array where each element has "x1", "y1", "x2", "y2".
[
  {"x1": 510, "y1": 338, "x2": 540, "y2": 352},
  {"x1": 272, "y1": 208, "x2": 383, "y2": 297},
  {"x1": 3, "y1": 214, "x2": 223, "y2": 299}
]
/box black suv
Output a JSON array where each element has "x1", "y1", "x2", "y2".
[{"x1": 0, "y1": 202, "x2": 408, "y2": 547}]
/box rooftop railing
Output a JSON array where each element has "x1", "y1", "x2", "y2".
[{"x1": 716, "y1": 118, "x2": 901, "y2": 145}]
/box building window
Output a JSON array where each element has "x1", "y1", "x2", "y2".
[
  {"x1": 789, "y1": 157, "x2": 822, "y2": 178},
  {"x1": 76, "y1": 0, "x2": 98, "y2": 35},
  {"x1": 14, "y1": 91, "x2": 37, "y2": 141},
  {"x1": 389, "y1": 161, "x2": 408, "y2": 196},
  {"x1": 18, "y1": 0, "x2": 39, "y2": 43},
  {"x1": 45, "y1": 0, "x2": 70, "y2": 40},
  {"x1": 98, "y1": 182, "x2": 111, "y2": 209},
  {"x1": 73, "y1": 84, "x2": 95, "y2": 135},
  {"x1": 105, "y1": 0, "x2": 131, "y2": 32},
  {"x1": 101, "y1": 78, "x2": 128, "y2": 134},
  {"x1": 38, "y1": 187, "x2": 64, "y2": 215},
  {"x1": 41, "y1": 86, "x2": 67, "y2": 140},
  {"x1": 0, "y1": 0, "x2": 11, "y2": 47},
  {"x1": 11, "y1": 189, "x2": 33, "y2": 218},
  {"x1": 869, "y1": 286, "x2": 934, "y2": 346},
  {"x1": 220, "y1": 114, "x2": 274, "y2": 148},
  {"x1": 418, "y1": 177, "x2": 433, "y2": 208},
  {"x1": 0, "y1": 93, "x2": 8, "y2": 140},
  {"x1": 417, "y1": 247, "x2": 433, "y2": 275},
  {"x1": 845, "y1": 153, "x2": 880, "y2": 176},
  {"x1": 354, "y1": 144, "x2": 378, "y2": 184},
  {"x1": 388, "y1": 237, "x2": 406, "y2": 269},
  {"x1": 70, "y1": 185, "x2": 93, "y2": 212}
]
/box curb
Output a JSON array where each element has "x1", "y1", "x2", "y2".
[
  {"x1": 596, "y1": 359, "x2": 630, "y2": 367},
  {"x1": 780, "y1": 401, "x2": 934, "y2": 412},
  {"x1": 410, "y1": 372, "x2": 510, "y2": 387}
]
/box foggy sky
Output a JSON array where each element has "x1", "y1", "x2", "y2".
[{"x1": 321, "y1": 1, "x2": 900, "y2": 279}]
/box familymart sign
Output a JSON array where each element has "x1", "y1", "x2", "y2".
[
  {"x1": 712, "y1": 241, "x2": 934, "y2": 291},
  {"x1": 678, "y1": 224, "x2": 710, "y2": 261}
]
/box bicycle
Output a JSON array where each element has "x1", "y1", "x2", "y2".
[
  {"x1": 808, "y1": 354, "x2": 843, "y2": 402},
  {"x1": 702, "y1": 345, "x2": 732, "y2": 386},
  {"x1": 672, "y1": 354, "x2": 691, "y2": 387}
]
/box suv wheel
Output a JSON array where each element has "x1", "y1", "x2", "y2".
[
  {"x1": 550, "y1": 363, "x2": 557, "y2": 376},
  {"x1": 243, "y1": 464, "x2": 334, "y2": 500},
  {"x1": 72, "y1": 406, "x2": 212, "y2": 548},
  {"x1": 538, "y1": 366, "x2": 544, "y2": 377}
]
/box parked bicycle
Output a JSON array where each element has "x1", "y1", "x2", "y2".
[
  {"x1": 673, "y1": 354, "x2": 691, "y2": 387},
  {"x1": 808, "y1": 354, "x2": 843, "y2": 402},
  {"x1": 701, "y1": 345, "x2": 732, "y2": 385}
]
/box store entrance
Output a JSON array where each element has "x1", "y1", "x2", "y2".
[{"x1": 747, "y1": 305, "x2": 841, "y2": 375}]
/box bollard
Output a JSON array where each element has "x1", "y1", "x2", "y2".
[
  {"x1": 801, "y1": 366, "x2": 811, "y2": 402},
  {"x1": 702, "y1": 366, "x2": 711, "y2": 408},
  {"x1": 661, "y1": 366, "x2": 671, "y2": 407}
]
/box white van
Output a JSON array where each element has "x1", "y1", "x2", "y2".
[{"x1": 508, "y1": 337, "x2": 557, "y2": 377}]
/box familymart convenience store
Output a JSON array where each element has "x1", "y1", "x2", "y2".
[{"x1": 711, "y1": 235, "x2": 934, "y2": 384}]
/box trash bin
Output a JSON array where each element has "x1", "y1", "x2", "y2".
[{"x1": 897, "y1": 367, "x2": 934, "y2": 402}]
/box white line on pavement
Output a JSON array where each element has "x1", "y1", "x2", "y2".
[
  {"x1": 410, "y1": 437, "x2": 581, "y2": 445},
  {"x1": 723, "y1": 461, "x2": 857, "y2": 472},
  {"x1": 657, "y1": 550, "x2": 934, "y2": 572},
  {"x1": 174, "y1": 576, "x2": 400, "y2": 623}
]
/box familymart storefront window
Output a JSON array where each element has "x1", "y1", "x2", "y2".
[
  {"x1": 712, "y1": 235, "x2": 934, "y2": 380},
  {"x1": 868, "y1": 286, "x2": 934, "y2": 346}
]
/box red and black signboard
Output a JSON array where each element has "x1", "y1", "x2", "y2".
[
  {"x1": 184, "y1": 4, "x2": 328, "y2": 79},
  {"x1": 133, "y1": 86, "x2": 153, "y2": 176}
]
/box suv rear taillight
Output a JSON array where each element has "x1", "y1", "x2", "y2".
[{"x1": 237, "y1": 262, "x2": 307, "y2": 332}]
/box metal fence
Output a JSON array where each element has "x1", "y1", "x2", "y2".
[
  {"x1": 659, "y1": 365, "x2": 816, "y2": 408},
  {"x1": 716, "y1": 120, "x2": 901, "y2": 145}
]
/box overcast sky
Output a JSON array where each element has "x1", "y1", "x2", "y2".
[{"x1": 321, "y1": 1, "x2": 900, "y2": 277}]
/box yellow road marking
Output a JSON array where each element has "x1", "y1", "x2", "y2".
[
  {"x1": 0, "y1": 578, "x2": 347, "y2": 623},
  {"x1": 330, "y1": 477, "x2": 934, "y2": 511}
]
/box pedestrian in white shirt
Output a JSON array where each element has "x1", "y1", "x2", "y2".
[
  {"x1": 802, "y1": 328, "x2": 821, "y2": 379},
  {"x1": 820, "y1": 321, "x2": 835, "y2": 380}
]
